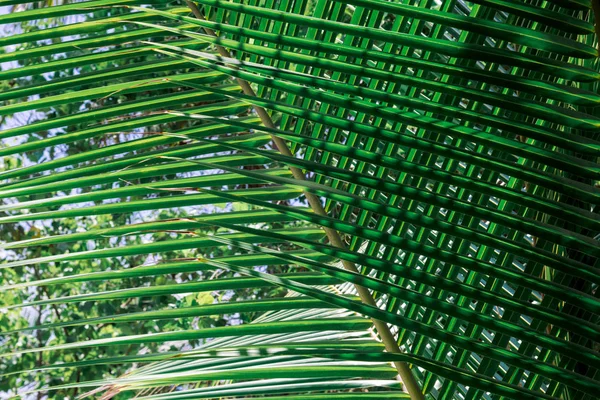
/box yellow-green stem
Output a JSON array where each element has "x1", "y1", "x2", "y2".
[{"x1": 183, "y1": 2, "x2": 425, "y2": 398}]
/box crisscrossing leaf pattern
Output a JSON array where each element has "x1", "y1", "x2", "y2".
[{"x1": 0, "y1": 0, "x2": 599, "y2": 399}]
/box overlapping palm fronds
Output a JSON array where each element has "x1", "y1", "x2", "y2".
[{"x1": 1, "y1": 0, "x2": 599, "y2": 399}]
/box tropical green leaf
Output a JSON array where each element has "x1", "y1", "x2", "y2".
[{"x1": 1, "y1": 0, "x2": 599, "y2": 399}]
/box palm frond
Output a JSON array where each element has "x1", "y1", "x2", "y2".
[{"x1": 1, "y1": 0, "x2": 599, "y2": 399}]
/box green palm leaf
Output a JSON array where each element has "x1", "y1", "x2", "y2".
[{"x1": 0, "y1": 0, "x2": 598, "y2": 399}]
